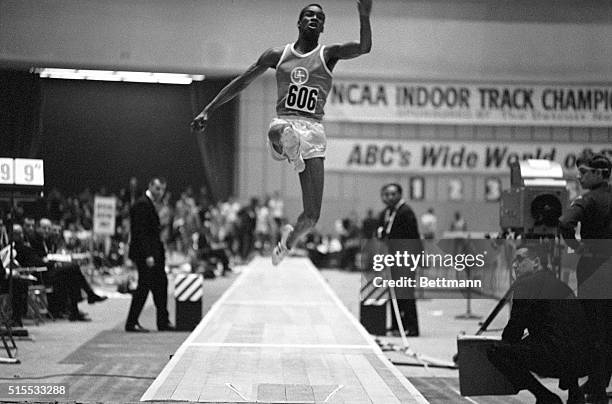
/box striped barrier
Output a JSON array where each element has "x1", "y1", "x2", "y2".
[
  {"x1": 175, "y1": 273, "x2": 204, "y2": 302},
  {"x1": 174, "y1": 274, "x2": 203, "y2": 330}
]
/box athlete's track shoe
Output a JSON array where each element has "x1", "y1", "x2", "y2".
[{"x1": 272, "y1": 224, "x2": 293, "y2": 266}]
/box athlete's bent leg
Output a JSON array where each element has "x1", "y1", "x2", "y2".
[
  {"x1": 286, "y1": 157, "x2": 324, "y2": 249},
  {"x1": 268, "y1": 123, "x2": 305, "y2": 172},
  {"x1": 268, "y1": 124, "x2": 286, "y2": 156}
]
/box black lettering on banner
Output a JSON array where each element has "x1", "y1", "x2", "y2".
[
  {"x1": 466, "y1": 152, "x2": 478, "y2": 168},
  {"x1": 485, "y1": 147, "x2": 507, "y2": 168},
  {"x1": 330, "y1": 83, "x2": 388, "y2": 106},
  {"x1": 348, "y1": 84, "x2": 360, "y2": 104},
  {"x1": 399, "y1": 146, "x2": 411, "y2": 166},
  {"x1": 380, "y1": 145, "x2": 394, "y2": 166},
  {"x1": 421, "y1": 146, "x2": 445, "y2": 167},
  {"x1": 396, "y1": 86, "x2": 470, "y2": 109},
  {"x1": 365, "y1": 145, "x2": 378, "y2": 165},
  {"x1": 347, "y1": 145, "x2": 362, "y2": 165}
]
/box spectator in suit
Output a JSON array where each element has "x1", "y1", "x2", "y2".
[
  {"x1": 487, "y1": 245, "x2": 595, "y2": 404},
  {"x1": 378, "y1": 183, "x2": 422, "y2": 336},
  {"x1": 21, "y1": 219, "x2": 106, "y2": 321},
  {"x1": 0, "y1": 226, "x2": 29, "y2": 327},
  {"x1": 125, "y1": 177, "x2": 174, "y2": 332}
]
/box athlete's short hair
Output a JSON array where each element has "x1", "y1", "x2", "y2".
[{"x1": 299, "y1": 3, "x2": 325, "y2": 20}]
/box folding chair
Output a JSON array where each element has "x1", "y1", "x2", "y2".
[{"x1": 0, "y1": 294, "x2": 19, "y2": 364}]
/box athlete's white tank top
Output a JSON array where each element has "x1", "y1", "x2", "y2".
[{"x1": 275, "y1": 43, "x2": 333, "y2": 121}]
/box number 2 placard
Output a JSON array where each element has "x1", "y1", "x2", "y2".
[{"x1": 15, "y1": 159, "x2": 44, "y2": 186}]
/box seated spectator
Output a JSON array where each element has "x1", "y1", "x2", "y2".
[
  {"x1": 487, "y1": 245, "x2": 595, "y2": 404},
  {"x1": 197, "y1": 223, "x2": 231, "y2": 277},
  {"x1": 0, "y1": 239, "x2": 29, "y2": 327},
  {"x1": 19, "y1": 219, "x2": 107, "y2": 321}
]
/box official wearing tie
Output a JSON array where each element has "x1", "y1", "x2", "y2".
[
  {"x1": 378, "y1": 183, "x2": 422, "y2": 336},
  {"x1": 125, "y1": 177, "x2": 174, "y2": 332}
]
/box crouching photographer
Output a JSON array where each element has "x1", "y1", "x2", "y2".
[{"x1": 487, "y1": 245, "x2": 595, "y2": 404}]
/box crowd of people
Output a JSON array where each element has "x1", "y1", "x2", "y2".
[
  {"x1": 0, "y1": 176, "x2": 362, "y2": 328},
  {"x1": 0, "y1": 174, "x2": 467, "y2": 331},
  {"x1": 0, "y1": 217, "x2": 108, "y2": 326}
]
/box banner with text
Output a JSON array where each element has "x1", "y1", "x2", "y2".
[
  {"x1": 325, "y1": 80, "x2": 612, "y2": 127},
  {"x1": 326, "y1": 139, "x2": 612, "y2": 174}
]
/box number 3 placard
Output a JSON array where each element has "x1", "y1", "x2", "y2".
[{"x1": 0, "y1": 158, "x2": 44, "y2": 186}]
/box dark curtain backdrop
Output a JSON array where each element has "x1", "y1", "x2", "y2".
[
  {"x1": 0, "y1": 70, "x2": 43, "y2": 157},
  {"x1": 190, "y1": 79, "x2": 238, "y2": 203},
  {"x1": 39, "y1": 77, "x2": 237, "y2": 201}
]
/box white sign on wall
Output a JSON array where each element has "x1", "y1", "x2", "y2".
[
  {"x1": 93, "y1": 196, "x2": 117, "y2": 236},
  {"x1": 325, "y1": 80, "x2": 612, "y2": 127},
  {"x1": 325, "y1": 139, "x2": 612, "y2": 174}
]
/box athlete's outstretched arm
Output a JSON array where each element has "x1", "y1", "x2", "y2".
[
  {"x1": 325, "y1": 0, "x2": 372, "y2": 66},
  {"x1": 191, "y1": 47, "x2": 283, "y2": 132}
]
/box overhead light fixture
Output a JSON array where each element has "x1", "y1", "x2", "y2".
[{"x1": 33, "y1": 68, "x2": 205, "y2": 84}]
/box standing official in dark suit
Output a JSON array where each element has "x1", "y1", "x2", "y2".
[
  {"x1": 378, "y1": 183, "x2": 422, "y2": 336},
  {"x1": 125, "y1": 177, "x2": 174, "y2": 332}
]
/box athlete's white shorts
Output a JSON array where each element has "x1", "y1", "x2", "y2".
[{"x1": 267, "y1": 116, "x2": 326, "y2": 162}]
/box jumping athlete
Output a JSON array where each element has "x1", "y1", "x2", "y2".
[{"x1": 192, "y1": 1, "x2": 372, "y2": 265}]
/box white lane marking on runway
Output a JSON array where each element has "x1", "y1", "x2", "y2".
[
  {"x1": 225, "y1": 383, "x2": 249, "y2": 401},
  {"x1": 140, "y1": 266, "x2": 252, "y2": 401},
  {"x1": 190, "y1": 342, "x2": 372, "y2": 349},
  {"x1": 449, "y1": 387, "x2": 479, "y2": 404},
  {"x1": 304, "y1": 258, "x2": 430, "y2": 404},
  {"x1": 324, "y1": 384, "x2": 344, "y2": 402},
  {"x1": 223, "y1": 300, "x2": 334, "y2": 306}
]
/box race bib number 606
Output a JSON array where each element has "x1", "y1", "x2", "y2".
[{"x1": 285, "y1": 84, "x2": 318, "y2": 114}]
